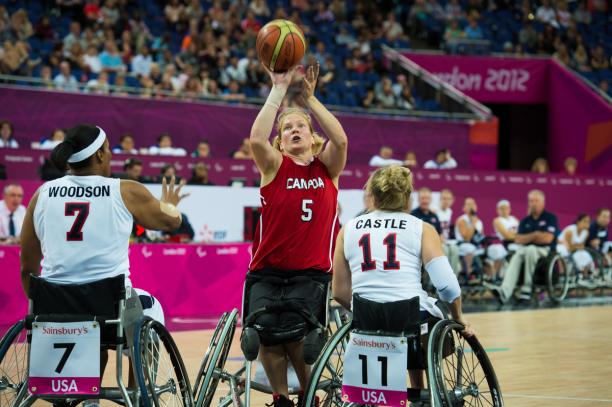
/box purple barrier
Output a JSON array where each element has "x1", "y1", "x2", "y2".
[
  {"x1": 0, "y1": 243, "x2": 251, "y2": 331},
  {"x1": 0, "y1": 86, "x2": 473, "y2": 168},
  {"x1": 547, "y1": 61, "x2": 612, "y2": 175},
  {"x1": 403, "y1": 52, "x2": 549, "y2": 103}
]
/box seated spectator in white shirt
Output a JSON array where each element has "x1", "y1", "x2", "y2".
[
  {"x1": 38, "y1": 128, "x2": 65, "y2": 150},
  {"x1": 83, "y1": 45, "x2": 102, "y2": 74},
  {"x1": 112, "y1": 133, "x2": 138, "y2": 154},
  {"x1": 0, "y1": 120, "x2": 19, "y2": 148},
  {"x1": 536, "y1": 0, "x2": 559, "y2": 28},
  {"x1": 0, "y1": 184, "x2": 26, "y2": 244},
  {"x1": 53, "y1": 61, "x2": 79, "y2": 92},
  {"x1": 423, "y1": 149, "x2": 458, "y2": 169},
  {"x1": 86, "y1": 70, "x2": 111, "y2": 94},
  {"x1": 131, "y1": 45, "x2": 153, "y2": 77},
  {"x1": 148, "y1": 133, "x2": 187, "y2": 156},
  {"x1": 369, "y1": 146, "x2": 404, "y2": 167}
]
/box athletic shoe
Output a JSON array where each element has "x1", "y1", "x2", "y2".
[
  {"x1": 267, "y1": 394, "x2": 294, "y2": 407},
  {"x1": 483, "y1": 282, "x2": 506, "y2": 305},
  {"x1": 518, "y1": 291, "x2": 532, "y2": 304}
]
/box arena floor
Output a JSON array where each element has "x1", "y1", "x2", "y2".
[{"x1": 90, "y1": 305, "x2": 612, "y2": 407}]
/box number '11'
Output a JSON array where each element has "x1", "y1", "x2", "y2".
[{"x1": 358, "y1": 354, "x2": 388, "y2": 386}]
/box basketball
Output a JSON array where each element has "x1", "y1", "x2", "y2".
[{"x1": 256, "y1": 19, "x2": 306, "y2": 73}]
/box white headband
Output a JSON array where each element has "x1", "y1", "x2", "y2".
[{"x1": 67, "y1": 126, "x2": 107, "y2": 163}]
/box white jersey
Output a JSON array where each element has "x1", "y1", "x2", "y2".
[
  {"x1": 558, "y1": 224, "x2": 588, "y2": 245},
  {"x1": 454, "y1": 214, "x2": 483, "y2": 243},
  {"x1": 33, "y1": 175, "x2": 133, "y2": 285},
  {"x1": 344, "y1": 210, "x2": 443, "y2": 319},
  {"x1": 494, "y1": 215, "x2": 518, "y2": 241},
  {"x1": 436, "y1": 207, "x2": 453, "y2": 240}
]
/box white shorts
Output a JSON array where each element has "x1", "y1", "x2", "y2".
[
  {"x1": 487, "y1": 243, "x2": 508, "y2": 261},
  {"x1": 572, "y1": 250, "x2": 594, "y2": 271},
  {"x1": 134, "y1": 288, "x2": 165, "y2": 325},
  {"x1": 459, "y1": 242, "x2": 478, "y2": 256}
]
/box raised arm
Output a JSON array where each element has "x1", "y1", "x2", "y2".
[
  {"x1": 493, "y1": 218, "x2": 516, "y2": 240},
  {"x1": 20, "y1": 190, "x2": 42, "y2": 296},
  {"x1": 303, "y1": 63, "x2": 348, "y2": 181},
  {"x1": 332, "y1": 227, "x2": 352, "y2": 310},
  {"x1": 457, "y1": 217, "x2": 475, "y2": 241},
  {"x1": 249, "y1": 67, "x2": 299, "y2": 179},
  {"x1": 121, "y1": 176, "x2": 187, "y2": 231}
]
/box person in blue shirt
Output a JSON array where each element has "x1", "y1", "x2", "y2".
[
  {"x1": 487, "y1": 190, "x2": 558, "y2": 303},
  {"x1": 463, "y1": 17, "x2": 484, "y2": 40},
  {"x1": 587, "y1": 207, "x2": 611, "y2": 267},
  {"x1": 410, "y1": 187, "x2": 442, "y2": 234}
]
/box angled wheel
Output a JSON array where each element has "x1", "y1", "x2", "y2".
[
  {"x1": 193, "y1": 309, "x2": 238, "y2": 407},
  {"x1": 0, "y1": 320, "x2": 29, "y2": 407},
  {"x1": 428, "y1": 320, "x2": 503, "y2": 407},
  {"x1": 303, "y1": 321, "x2": 355, "y2": 407},
  {"x1": 134, "y1": 318, "x2": 194, "y2": 407},
  {"x1": 546, "y1": 254, "x2": 569, "y2": 303}
]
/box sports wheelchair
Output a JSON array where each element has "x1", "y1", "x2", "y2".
[
  {"x1": 192, "y1": 273, "x2": 347, "y2": 407},
  {"x1": 302, "y1": 295, "x2": 503, "y2": 407},
  {"x1": 0, "y1": 275, "x2": 193, "y2": 407}
]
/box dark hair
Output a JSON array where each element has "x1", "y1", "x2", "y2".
[
  {"x1": 123, "y1": 157, "x2": 142, "y2": 171},
  {"x1": 575, "y1": 213, "x2": 589, "y2": 223},
  {"x1": 51, "y1": 124, "x2": 102, "y2": 170},
  {"x1": 119, "y1": 132, "x2": 133, "y2": 143},
  {"x1": 157, "y1": 132, "x2": 171, "y2": 144},
  {"x1": 160, "y1": 163, "x2": 175, "y2": 175},
  {"x1": 597, "y1": 207, "x2": 610, "y2": 216}
]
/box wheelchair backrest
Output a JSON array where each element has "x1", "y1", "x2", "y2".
[
  {"x1": 352, "y1": 294, "x2": 421, "y2": 336},
  {"x1": 28, "y1": 274, "x2": 126, "y2": 344}
]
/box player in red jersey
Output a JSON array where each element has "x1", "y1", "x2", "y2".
[{"x1": 245, "y1": 62, "x2": 347, "y2": 407}]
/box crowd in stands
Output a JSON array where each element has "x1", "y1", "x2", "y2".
[{"x1": 0, "y1": 0, "x2": 608, "y2": 113}]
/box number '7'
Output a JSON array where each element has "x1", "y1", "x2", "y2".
[{"x1": 54, "y1": 343, "x2": 76, "y2": 374}]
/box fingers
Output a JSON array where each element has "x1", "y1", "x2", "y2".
[
  {"x1": 175, "y1": 178, "x2": 186, "y2": 196},
  {"x1": 161, "y1": 175, "x2": 168, "y2": 199}
]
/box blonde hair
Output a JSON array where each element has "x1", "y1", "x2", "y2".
[
  {"x1": 273, "y1": 108, "x2": 325, "y2": 155},
  {"x1": 366, "y1": 165, "x2": 413, "y2": 211}
]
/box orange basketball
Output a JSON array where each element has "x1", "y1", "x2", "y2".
[{"x1": 256, "y1": 19, "x2": 307, "y2": 73}]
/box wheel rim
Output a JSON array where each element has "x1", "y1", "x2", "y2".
[
  {"x1": 548, "y1": 256, "x2": 569, "y2": 302},
  {"x1": 435, "y1": 324, "x2": 503, "y2": 407},
  {"x1": 142, "y1": 322, "x2": 191, "y2": 407},
  {"x1": 193, "y1": 312, "x2": 228, "y2": 402},
  {"x1": 0, "y1": 322, "x2": 28, "y2": 407}
]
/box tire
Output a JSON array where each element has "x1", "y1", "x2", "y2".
[
  {"x1": 193, "y1": 309, "x2": 238, "y2": 407},
  {"x1": 0, "y1": 320, "x2": 29, "y2": 407},
  {"x1": 134, "y1": 318, "x2": 194, "y2": 407},
  {"x1": 547, "y1": 254, "x2": 570, "y2": 303},
  {"x1": 429, "y1": 320, "x2": 503, "y2": 407},
  {"x1": 303, "y1": 321, "x2": 355, "y2": 407}
]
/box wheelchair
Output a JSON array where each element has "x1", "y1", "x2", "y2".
[
  {"x1": 0, "y1": 275, "x2": 193, "y2": 407},
  {"x1": 302, "y1": 295, "x2": 503, "y2": 407},
  {"x1": 192, "y1": 273, "x2": 347, "y2": 407},
  {"x1": 529, "y1": 249, "x2": 570, "y2": 304}
]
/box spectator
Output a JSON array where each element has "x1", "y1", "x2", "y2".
[
  {"x1": 131, "y1": 45, "x2": 153, "y2": 77},
  {"x1": 223, "y1": 80, "x2": 247, "y2": 102},
  {"x1": 86, "y1": 70, "x2": 111, "y2": 94},
  {"x1": 188, "y1": 162, "x2": 214, "y2": 185},
  {"x1": 160, "y1": 163, "x2": 179, "y2": 181},
  {"x1": 397, "y1": 84, "x2": 416, "y2": 109},
  {"x1": 444, "y1": 19, "x2": 464, "y2": 50},
  {"x1": 519, "y1": 21, "x2": 538, "y2": 52},
  {"x1": 423, "y1": 149, "x2": 458, "y2": 169},
  {"x1": 564, "y1": 157, "x2": 578, "y2": 175},
  {"x1": 454, "y1": 197, "x2": 484, "y2": 283},
  {"x1": 0, "y1": 183, "x2": 25, "y2": 244},
  {"x1": 34, "y1": 15, "x2": 55, "y2": 41},
  {"x1": 232, "y1": 137, "x2": 253, "y2": 160},
  {"x1": 38, "y1": 128, "x2": 65, "y2": 150},
  {"x1": 164, "y1": 0, "x2": 185, "y2": 26},
  {"x1": 382, "y1": 11, "x2": 404, "y2": 42},
  {"x1": 553, "y1": 43, "x2": 570, "y2": 66},
  {"x1": 39, "y1": 65, "x2": 54, "y2": 89},
  {"x1": 571, "y1": 45, "x2": 591, "y2": 72},
  {"x1": 375, "y1": 77, "x2": 398, "y2": 108},
  {"x1": 100, "y1": 40, "x2": 125, "y2": 72},
  {"x1": 63, "y1": 21, "x2": 82, "y2": 51},
  {"x1": 411, "y1": 187, "x2": 443, "y2": 234},
  {"x1": 122, "y1": 158, "x2": 151, "y2": 183},
  {"x1": 369, "y1": 146, "x2": 404, "y2": 167},
  {"x1": 599, "y1": 80, "x2": 610, "y2": 96},
  {"x1": 530, "y1": 157, "x2": 549, "y2": 174},
  {"x1": 437, "y1": 188, "x2": 461, "y2": 274},
  {"x1": 0, "y1": 120, "x2": 18, "y2": 148},
  {"x1": 149, "y1": 133, "x2": 187, "y2": 156},
  {"x1": 249, "y1": 0, "x2": 271, "y2": 17},
  {"x1": 555, "y1": 0, "x2": 571, "y2": 28},
  {"x1": 587, "y1": 208, "x2": 610, "y2": 260},
  {"x1": 192, "y1": 140, "x2": 211, "y2": 158},
  {"x1": 10, "y1": 9, "x2": 33, "y2": 41},
  {"x1": 573, "y1": 0, "x2": 591, "y2": 25},
  {"x1": 557, "y1": 213, "x2": 595, "y2": 286},
  {"x1": 590, "y1": 45, "x2": 609, "y2": 71},
  {"x1": 445, "y1": 0, "x2": 465, "y2": 21},
  {"x1": 487, "y1": 190, "x2": 558, "y2": 303},
  {"x1": 536, "y1": 0, "x2": 558, "y2": 28},
  {"x1": 488, "y1": 199, "x2": 519, "y2": 278},
  {"x1": 463, "y1": 17, "x2": 484, "y2": 40},
  {"x1": 83, "y1": 45, "x2": 102, "y2": 74},
  {"x1": 113, "y1": 133, "x2": 138, "y2": 154},
  {"x1": 404, "y1": 150, "x2": 418, "y2": 169},
  {"x1": 53, "y1": 61, "x2": 79, "y2": 92}
]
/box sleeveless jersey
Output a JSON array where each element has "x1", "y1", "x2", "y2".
[
  {"x1": 454, "y1": 214, "x2": 483, "y2": 243},
  {"x1": 558, "y1": 224, "x2": 588, "y2": 245},
  {"x1": 33, "y1": 175, "x2": 133, "y2": 285},
  {"x1": 494, "y1": 215, "x2": 518, "y2": 241},
  {"x1": 249, "y1": 155, "x2": 338, "y2": 272},
  {"x1": 343, "y1": 210, "x2": 443, "y2": 318},
  {"x1": 437, "y1": 207, "x2": 453, "y2": 239}
]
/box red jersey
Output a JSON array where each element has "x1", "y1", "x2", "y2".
[{"x1": 249, "y1": 155, "x2": 339, "y2": 272}]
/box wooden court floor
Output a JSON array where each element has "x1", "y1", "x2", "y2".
[{"x1": 36, "y1": 305, "x2": 612, "y2": 406}]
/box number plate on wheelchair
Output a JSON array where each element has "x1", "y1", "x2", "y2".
[
  {"x1": 28, "y1": 321, "x2": 101, "y2": 395},
  {"x1": 342, "y1": 332, "x2": 408, "y2": 406}
]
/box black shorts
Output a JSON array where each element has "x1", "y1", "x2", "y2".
[
  {"x1": 245, "y1": 269, "x2": 331, "y2": 346},
  {"x1": 352, "y1": 295, "x2": 445, "y2": 370}
]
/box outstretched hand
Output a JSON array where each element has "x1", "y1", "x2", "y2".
[
  {"x1": 300, "y1": 62, "x2": 319, "y2": 102},
  {"x1": 265, "y1": 64, "x2": 302, "y2": 90},
  {"x1": 161, "y1": 176, "x2": 189, "y2": 206}
]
